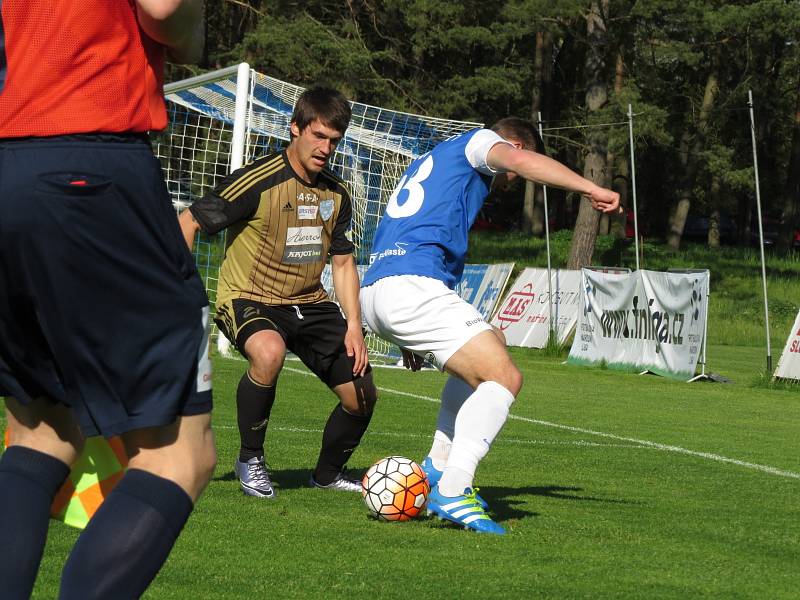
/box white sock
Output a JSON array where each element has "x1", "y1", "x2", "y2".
[
  {"x1": 428, "y1": 431, "x2": 451, "y2": 472},
  {"x1": 438, "y1": 381, "x2": 515, "y2": 497},
  {"x1": 426, "y1": 376, "x2": 473, "y2": 470}
]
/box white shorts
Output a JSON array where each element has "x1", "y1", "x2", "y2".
[{"x1": 360, "y1": 275, "x2": 493, "y2": 369}]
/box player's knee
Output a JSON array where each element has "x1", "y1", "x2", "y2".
[
  {"x1": 195, "y1": 436, "x2": 217, "y2": 487},
  {"x1": 491, "y1": 325, "x2": 507, "y2": 346},
  {"x1": 492, "y1": 366, "x2": 522, "y2": 398},
  {"x1": 5, "y1": 397, "x2": 85, "y2": 466},
  {"x1": 188, "y1": 418, "x2": 217, "y2": 485},
  {"x1": 248, "y1": 351, "x2": 283, "y2": 384},
  {"x1": 244, "y1": 335, "x2": 285, "y2": 383},
  {"x1": 169, "y1": 432, "x2": 216, "y2": 501},
  {"x1": 338, "y1": 375, "x2": 378, "y2": 416}
]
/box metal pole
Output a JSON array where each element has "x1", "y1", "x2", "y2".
[
  {"x1": 217, "y1": 63, "x2": 251, "y2": 358},
  {"x1": 627, "y1": 104, "x2": 640, "y2": 271},
  {"x1": 538, "y1": 112, "x2": 554, "y2": 342},
  {"x1": 748, "y1": 90, "x2": 772, "y2": 372}
]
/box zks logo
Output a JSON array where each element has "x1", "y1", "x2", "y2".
[
  {"x1": 690, "y1": 278, "x2": 703, "y2": 323},
  {"x1": 496, "y1": 283, "x2": 534, "y2": 330}
]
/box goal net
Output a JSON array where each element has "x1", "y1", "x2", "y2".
[{"x1": 153, "y1": 63, "x2": 481, "y2": 360}]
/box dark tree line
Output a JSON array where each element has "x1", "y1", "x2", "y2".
[{"x1": 173, "y1": 0, "x2": 800, "y2": 265}]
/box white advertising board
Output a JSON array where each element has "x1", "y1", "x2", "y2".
[
  {"x1": 490, "y1": 268, "x2": 582, "y2": 348},
  {"x1": 567, "y1": 269, "x2": 709, "y2": 381},
  {"x1": 774, "y1": 309, "x2": 800, "y2": 381}
]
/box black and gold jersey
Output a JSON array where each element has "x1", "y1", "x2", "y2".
[{"x1": 190, "y1": 150, "x2": 355, "y2": 307}]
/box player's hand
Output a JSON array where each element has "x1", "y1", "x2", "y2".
[
  {"x1": 401, "y1": 348, "x2": 425, "y2": 372},
  {"x1": 584, "y1": 185, "x2": 621, "y2": 214},
  {"x1": 344, "y1": 324, "x2": 369, "y2": 377}
]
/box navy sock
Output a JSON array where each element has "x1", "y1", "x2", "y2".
[
  {"x1": 313, "y1": 404, "x2": 372, "y2": 485},
  {"x1": 0, "y1": 446, "x2": 70, "y2": 600},
  {"x1": 237, "y1": 371, "x2": 277, "y2": 462},
  {"x1": 59, "y1": 468, "x2": 194, "y2": 600}
]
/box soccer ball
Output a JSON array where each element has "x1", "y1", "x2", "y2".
[{"x1": 361, "y1": 456, "x2": 430, "y2": 521}]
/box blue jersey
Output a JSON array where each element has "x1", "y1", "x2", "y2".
[{"x1": 362, "y1": 128, "x2": 509, "y2": 289}]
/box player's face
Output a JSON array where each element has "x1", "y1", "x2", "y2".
[{"x1": 288, "y1": 118, "x2": 344, "y2": 182}]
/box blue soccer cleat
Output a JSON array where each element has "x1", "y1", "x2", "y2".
[
  {"x1": 426, "y1": 485, "x2": 506, "y2": 535},
  {"x1": 421, "y1": 456, "x2": 488, "y2": 509}
]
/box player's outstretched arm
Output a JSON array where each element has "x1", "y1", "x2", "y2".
[
  {"x1": 487, "y1": 143, "x2": 620, "y2": 214},
  {"x1": 135, "y1": 0, "x2": 205, "y2": 64},
  {"x1": 331, "y1": 253, "x2": 369, "y2": 377}
]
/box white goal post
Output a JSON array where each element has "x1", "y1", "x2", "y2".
[{"x1": 153, "y1": 63, "x2": 481, "y2": 359}]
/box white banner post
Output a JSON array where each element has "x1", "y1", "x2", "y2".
[
  {"x1": 537, "y1": 112, "x2": 555, "y2": 343},
  {"x1": 748, "y1": 89, "x2": 772, "y2": 373},
  {"x1": 627, "y1": 104, "x2": 641, "y2": 271}
]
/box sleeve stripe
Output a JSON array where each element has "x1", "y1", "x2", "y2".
[{"x1": 220, "y1": 155, "x2": 284, "y2": 201}]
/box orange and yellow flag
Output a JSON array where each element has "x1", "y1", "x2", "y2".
[{"x1": 3, "y1": 429, "x2": 128, "y2": 529}]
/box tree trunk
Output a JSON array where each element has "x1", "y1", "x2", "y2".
[
  {"x1": 568, "y1": 0, "x2": 609, "y2": 269},
  {"x1": 523, "y1": 31, "x2": 555, "y2": 236},
  {"x1": 776, "y1": 79, "x2": 800, "y2": 254},
  {"x1": 708, "y1": 174, "x2": 722, "y2": 249},
  {"x1": 523, "y1": 181, "x2": 546, "y2": 236},
  {"x1": 610, "y1": 158, "x2": 629, "y2": 239},
  {"x1": 608, "y1": 51, "x2": 628, "y2": 239},
  {"x1": 666, "y1": 66, "x2": 719, "y2": 250}
]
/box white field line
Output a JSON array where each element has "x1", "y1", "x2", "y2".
[
  {"x1": 283, "y1": 366, "x2": 800, "y2": 480},
  {"x1": 212, "y1": 422, "x2": 644, "y2": 449}
]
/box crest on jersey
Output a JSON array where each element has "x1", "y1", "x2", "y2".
[{"x1": 320, "y1": 199, "x2": 335, "y2": 221}]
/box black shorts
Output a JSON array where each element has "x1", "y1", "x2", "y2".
[
  {"x1": 215, "y1": 299, "x2": 370, "y2": 388},
  {"x1": 0, "y1": 134, "x2": 212, "y2": 437}
]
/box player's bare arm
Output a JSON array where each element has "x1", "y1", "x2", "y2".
[
  {"x1": 331, "y1": 253, "x2": 369, "y2": 377},
  {"x1": 487, "y1": 143, "x2": 621, "y2": 214},
  {"x1": 135, "y1": 0, "x2": 205, "y2": 64},
  {"x1": 178, "y1": 208, "x2": 201, "y2": 250}
]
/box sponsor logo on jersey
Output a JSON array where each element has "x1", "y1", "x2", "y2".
[
  {"x1": 298, "y1": 205, "x2": 318, "y2": 220},
  {"x1": 286, "y1": 226, "x2": 322, "y2": 245},
  {"x1": 283, "y1": 226, "x2": 323, "y2": 264},
  {"x1": 242, "y1": 305, "x2": 261, "y2": 320},
  {"x1": 369, "y1": 242, "x2": 408, "y2": 265},
  {"x1": 284, "y1": 247, "x2": 323, "y2": 263},
  {"x1": 297, "y1": 192, "x2": 318, "y2": 203},
  {"x1": 320, "y1": 199, "x2": 334, "y2": 221},
  {"x1": 282, "y1": 201, "x2": 293, "y2": 212}
]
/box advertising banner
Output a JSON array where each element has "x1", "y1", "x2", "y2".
[
  {"x1": 454, "y1": 263, "x2": 515, "y2": 319},
  {"x1": 490, "y1": 268, "x2": 582, "y2": 348},
  {"x1": 567, "y1": 269, "x2": 709, "y2": 381},
  {"x1": 774, "y1": 310, "x2": 800, "y2": 381},
  {"x1": 324, "y1": 263, "x2": 513, "y2": 319}
]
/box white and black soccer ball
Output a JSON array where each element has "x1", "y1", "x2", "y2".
[{"x1": 361, "y1": 456, "x2": 430, "y2": 521}]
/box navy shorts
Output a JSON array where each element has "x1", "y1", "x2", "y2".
[
  {"x1": 215, "y1": 299, "x2": 370, "y2": 388},
  {"x1": 0, "y1": 134, "x2": 212, "y2": 437}
]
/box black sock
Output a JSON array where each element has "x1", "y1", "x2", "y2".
[
  {"x1": 313, "y1": 404, "x2": 372, "y2": 485},
  {"x1": 237, "y1": 371, "x2": 277, "y2": 462},
  {"x1": 0, "y1": 446, "x2": 70, "y2": 600},
  {"x1": 59, "y1": 469, "x2": 194, "y2": 600}
]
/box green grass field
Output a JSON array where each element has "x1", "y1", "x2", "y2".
[{"x1": 23, "y1": 343, "x2": 800, "y2": 599}]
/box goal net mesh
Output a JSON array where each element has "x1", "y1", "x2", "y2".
[{"x1": 152, "y1": 65, "x2": 481, "y2": 360}]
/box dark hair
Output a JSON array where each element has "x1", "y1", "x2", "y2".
[
  {"x1": 490, "y1": 117, "x2": 546, "y2": 155},
  {"x1": 291, "y1": 87, "x2": 351, "y2": 137}
]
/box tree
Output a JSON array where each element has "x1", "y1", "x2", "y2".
[{"x1": 568, "y1": 0, "x2": 611, "y2": 269}]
